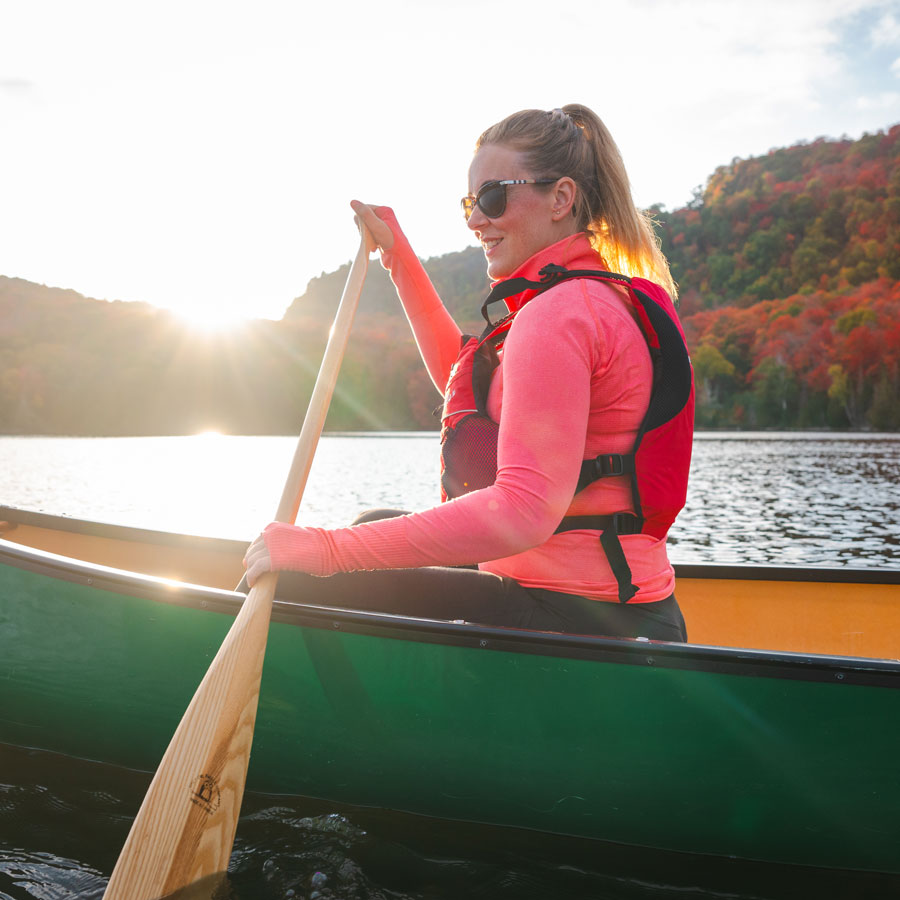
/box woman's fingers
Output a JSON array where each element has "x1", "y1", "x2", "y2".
[
  {"x1": 351, "y1": 200, "x2": 395, "y2": 252},
  {"x1": 242, "y1": 535, "x2": 273, "y2": 587}
]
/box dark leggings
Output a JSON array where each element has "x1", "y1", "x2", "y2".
[{"x1": 274, "y1": 508, "x2": 687, "y2": 643}]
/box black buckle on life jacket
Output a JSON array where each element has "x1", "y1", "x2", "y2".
[
  {"x1": 537, "y1": 263, "x2": 570, "y2": 283},
  {"x1": 609, "y1": 512, "x2": 641, "y2": 535},
  {"x1": 599, "y1": 454, "x2": 625, "y2": 476},
  {"x1": 595, "y1": 454, "x2": 633, "y2": 477},
  {"x1": 576, "y1": 454, "x2": 634, "y2": 494}
]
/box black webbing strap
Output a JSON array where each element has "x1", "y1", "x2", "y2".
[
  {"x1": 480, "y1": 273, "x2": 555, "y2": 327},
  {"x1": 575, "y1": 453, "x2": 635, "y2": 493},
  {"x1": 599, "y1": 527, "x2": 640, "y2": 604},
  {"x1": 480, "y1": 265, "x2": 635, "y2": 329},
  {"x1": 554, "y1": 513, "x2": 641, "y2": 603}
]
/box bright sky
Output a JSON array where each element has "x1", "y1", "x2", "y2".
[{"x1": 2, "y1": 0, "x2": 899, "y2": 328}]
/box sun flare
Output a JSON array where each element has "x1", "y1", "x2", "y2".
[{"x1": 174, "y1": 307, "x2": 250, "y2": 335}]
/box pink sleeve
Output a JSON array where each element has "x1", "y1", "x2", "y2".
[
  {"x1": 263, "y1": 286, "x2": 598, "y2": 576},
  {"x1": 376, "y1": 207, "x2": 462, "y2": 391}
]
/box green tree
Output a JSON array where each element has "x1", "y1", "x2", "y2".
[
  {"x1": 751, "y1": 357, "x2": 799, "y2": 427},
  {"x1": 693, "y1": 344, "x2": 736, "y2": 405},
  {"x1": 868, "y1": 368, "x2": 900, "y2": 430}
]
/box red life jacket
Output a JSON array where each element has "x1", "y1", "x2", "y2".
[{"x1": 440, "y1": 264, "x2": 695, "y2": 603}]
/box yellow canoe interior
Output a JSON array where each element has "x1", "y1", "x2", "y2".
[
  {"x1": 2, "y1": 510, "x2": 897, "y2": 662},
  {"x1": 0, "y1": 517, "x2": 246, "y2": 593}
]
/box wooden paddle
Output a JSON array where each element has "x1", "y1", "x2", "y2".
[{"x1": 104, "y1": 226, "x2": 371, "y2": 900}]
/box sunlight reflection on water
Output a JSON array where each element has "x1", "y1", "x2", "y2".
[
  {"x1": 1, "y1": 432, "x2": 898, "y2": 567},
  {"x1": 0, "y1": 433, "x2": 440, "y2": 540}
]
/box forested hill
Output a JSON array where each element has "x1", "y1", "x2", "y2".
[
  {"x1": 660, "y1": 128, "x2": 900, "y2": 312},
  {"x1": 1, "y1": 124, "x2": 898, "y2": 435},
  {"x1": 283, "y1": 245, "x2": 489, "y2": 332},
  {"x1": 656, "y1": 125, "x2": 899, "y2": 429},
  {"x1": 0, "y1": 255, "x2": 489, "y2": 436}
]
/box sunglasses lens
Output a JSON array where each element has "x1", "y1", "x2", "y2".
[{"x1": 478, "y1": 183, "x2": 506, "y2": 219}]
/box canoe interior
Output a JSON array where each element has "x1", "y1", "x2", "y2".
[
  {"x1": 0, "y1": 508, "x2": 247, "y2": 592},
  {"x1": 1, "y1": 505, "x2": 898, "y2": 659}
]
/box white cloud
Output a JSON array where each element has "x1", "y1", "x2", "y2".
[
  {"x1": 856, "y1": 90, "x2": 900, "y2": 108},
  {"x1": 892, "y1": 56, "x2": 900, "y2": 75},
  {"x1": 870, "y1": 10, "x2": 900, "y2": 46}
]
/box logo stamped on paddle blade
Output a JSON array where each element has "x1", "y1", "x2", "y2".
[{"x1": 191, "y1": 774, "x2": 221, "y2": 815}]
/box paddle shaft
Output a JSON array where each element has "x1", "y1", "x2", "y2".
[
  {"x1": 103, "y1": 230, "x2": 370, "y2": 900},
  {"x1": 272, "y1": 241, "x2": 370, "y2": 525}
]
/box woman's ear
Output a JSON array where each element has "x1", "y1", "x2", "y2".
[{"x1": 552, "y1": 177, "x2": 577, "y2": 221}]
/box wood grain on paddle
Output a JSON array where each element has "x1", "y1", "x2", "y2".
[{"x1": 104, "y1": 229, "x2": 370, "y2": 900}]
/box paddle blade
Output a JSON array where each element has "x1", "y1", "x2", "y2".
[{"x1": 103, "y1": 575, "x2": 277, "y2": 900}]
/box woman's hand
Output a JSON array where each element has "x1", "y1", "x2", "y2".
[
  {"x1": 351, "y1": 200, "x2": 395, "y2": 254},
  {"x1": 243, "y1": 532, "x2": 274, "y2": 587},
  {"x1": 243, "y1": 522, "x2": 328, "y2": 582}
]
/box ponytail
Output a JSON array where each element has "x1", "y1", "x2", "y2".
[{"x1": 475, "y1": 105, "x2": 677, "y2": 299}]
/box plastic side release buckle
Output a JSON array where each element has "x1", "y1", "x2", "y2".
[
  {"x1": 611, "y1": 513, "x2": 642, "y2": 536},
  {"x1": 592, "y1": 454, "x2": 628, "y2": 477}
]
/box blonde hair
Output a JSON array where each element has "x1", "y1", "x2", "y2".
[{"x1": 475, "y1": 104, "x2": 677, "y2": 299}]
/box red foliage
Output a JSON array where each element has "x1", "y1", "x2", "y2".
[{"x1": 683, "y1": 278, "x2": 900, "y2": 419}]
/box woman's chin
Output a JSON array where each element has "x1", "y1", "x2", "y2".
[{"x1": 485, "y1": 254, "x2": 512, "y2": 281}]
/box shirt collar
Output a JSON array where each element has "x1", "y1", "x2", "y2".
[{"x1": 495, "y1": 232, "x2": 605, "y2": 313}]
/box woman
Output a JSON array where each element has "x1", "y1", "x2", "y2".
[{"x1": 244, "y1": 104, "x2": 694, "y2": 641}]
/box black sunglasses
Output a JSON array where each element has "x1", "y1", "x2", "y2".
[{"x1": 461, "y1": 178, "x2": 558, "y2": 222}]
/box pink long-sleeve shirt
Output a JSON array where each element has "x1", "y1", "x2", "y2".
[{"x1": 264, "y1": 214, "x2": 675, "y2": 603}]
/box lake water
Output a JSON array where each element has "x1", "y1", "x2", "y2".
[
  {"x1": 2, "y1": 432, "x2": 900, "y2": 900},
  {"x1": 2, "y1": 431, "x2": 899, "y2": 566}
]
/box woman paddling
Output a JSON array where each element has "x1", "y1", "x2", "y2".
[{"x1": 244, "y1": 104, "x2": 694, "y2": 641}]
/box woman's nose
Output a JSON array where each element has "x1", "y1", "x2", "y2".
[{"x1": 466, "y1": 203, "x2": 487, "y2": 231}]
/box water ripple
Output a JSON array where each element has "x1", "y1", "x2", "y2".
[{"x1": 674, "y1": 434, "x2": 900, "y2": 566}]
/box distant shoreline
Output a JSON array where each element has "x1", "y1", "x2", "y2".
[{"x1": 1, "y1": 429, "x2": 898, "y2": 439}]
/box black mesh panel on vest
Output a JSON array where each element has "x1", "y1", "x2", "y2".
[{"x1": 441, "y1": 415, "x2": 499, "y2": 499}]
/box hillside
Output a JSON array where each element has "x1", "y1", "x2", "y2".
[
  {"x1": 657, "y1": 126, "x2": 900, "y2": 315},
  {"x1": 284, "y1": 245, "x2": 489, "y2": 332},
  {"x1": 1, "y1": 124, "x2": 898, "y2": 434},
  {"x1": 656, "y1": 125, "x2": 900, "y2": 429}
]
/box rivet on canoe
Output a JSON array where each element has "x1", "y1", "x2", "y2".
[
  {"x1": 647, "y1": 657, "x2": 655, "y2": 665},
  {"x1": 480, "y1": 640, "x2": 488, "y2": 648},
  {"x1": 836, "y1": 672, "x2": 845, "y2": 681},
  {"x1": 87, "y1": 578, "x2": 93, "y2": 585},
  {"x1": 333, "y1": 622, "x2": 341, "y2": 630}
]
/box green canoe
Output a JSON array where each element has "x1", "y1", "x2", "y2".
[{"x1": 1, "y1": 506, "x2": 899, "y2": 876}]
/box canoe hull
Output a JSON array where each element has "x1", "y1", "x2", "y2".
[{"x1": 3, "y1": 533, "x2": 899, "y2": 875}]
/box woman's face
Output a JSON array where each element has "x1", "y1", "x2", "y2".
[{"x1": 466, "y1": 143, "x2": 575, "y2": 280}]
